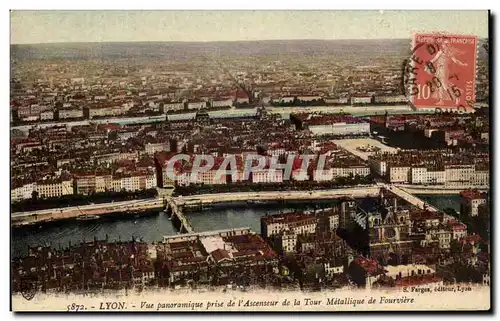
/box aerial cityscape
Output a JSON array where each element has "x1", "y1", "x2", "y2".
[{"x1": 10, "y1": 10, "x2": 490, "y2": 312}]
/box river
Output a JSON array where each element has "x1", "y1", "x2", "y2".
[
  {"x1": 416, "y1": 194, "x2": 462, "y2": 212},
  {"x1": 12, "y1": 105, "x2": 425, "y2": 133},
  {"x1": 11, "y1": 195, "x2": 460, "y2": 258}
]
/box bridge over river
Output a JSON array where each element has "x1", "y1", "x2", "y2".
[{"x1": 11, "y1": 185, "x2": 450, "y2": 229}]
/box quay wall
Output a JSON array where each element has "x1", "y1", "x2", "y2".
[
  {"x1": 12, "y1": 185, "x2": 466, "y2": 227},
  {"x1": 174, "y1": 186, "x2": 381, "y2": 205},
  {"x1": 11, "y1": 187, "x2": 381, "y2": 227},
  {"x1": 12, "y1": 198, "x2": 163, "y2": 227},
  {"x1": 396, "y1": 185, "x2": 489, "y2": 195}
]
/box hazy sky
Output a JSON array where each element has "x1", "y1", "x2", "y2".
[{"x1": 10, "y1": 10, "x2": 488, "y2": 44}]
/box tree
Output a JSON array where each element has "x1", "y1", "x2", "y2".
[
  {"x1": 472, "y1": 205, "x2": 490, "y2": 241},
  {"x1": 450, "y1": 239, "x2": 462, "y2": 257},
  {"x1": 31, "y1": 190, "x2": 39, "y2": 201}
]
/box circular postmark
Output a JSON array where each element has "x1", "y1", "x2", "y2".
[
  {"x1": 401, "y1": 32, "x2": 478, "y2": 114},
  {"x1": 20, "y1": 275, "x2": 38, "y2": 301}
]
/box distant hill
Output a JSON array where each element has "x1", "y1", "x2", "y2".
[{"x1": 10, "y1": 39, "x2": 413, "y2": 60}]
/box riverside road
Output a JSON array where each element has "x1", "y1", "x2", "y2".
[{"x1": 10, "y1": 184, "x2": 473, "y2": 227}]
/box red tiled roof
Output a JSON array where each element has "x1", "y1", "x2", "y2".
[
  {"x1": 352, "y1": 257, "x2": 386, "y2": 275},
  {"x1": 97, "y1": 123, "x2": 122, "y2": 131},
  {"x1": 234, "y1": 91, "x2": 249, "y2": 99},
  {"x1": 460, "y1": 189, "x2": 486, "y2": 200},
  {"x1": 410, "y1": 210, "x2": 441, "y2": 221},
  {"x1": 452, "y1": 224, "x2": 467, "y2": 231},
  {"x1": 291, "y1": 113, "x2": 367, "y2": 125},
  {"x1": 211, "y1": 249, "x2": 231, "y2": 263},
  {"x1": 261, "y1": 212, "x2": 316, "y2": 225},
  {"x1": 154, "y1": 152, "x2": 180, "y2": 167},
  {"x1": 461, "y1": 234, "x2": 482, "y2": 245}
]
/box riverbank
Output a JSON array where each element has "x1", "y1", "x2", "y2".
[
  {"x1": 11, "y1": 184, "x2": 479, "y2": 228},
  {"x1": 397, "y1": 185, "x2": 489, "y2": 194},
  {"x1": 11, "y1": 187, "x2": 381, "y2": 227},
  {"x1": 11, "y1": 189, "x2": 158, "y2": 213},
  {"x1": 11, "y1": 198, "x2": 163, "y2": 227},
  {"x1": 11, "y1": 104, "x2": 421, "y2": 133},
  {"x1": 11, "y1": 193, "x2": 463, "y2": 258}
]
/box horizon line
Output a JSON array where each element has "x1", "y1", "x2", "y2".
[
  {"x1": 11, "y1": 36, "x2": 488, "y2": 46},
  {"x1": 8, "y1": 38, "x2": 421, "y2": 46}
]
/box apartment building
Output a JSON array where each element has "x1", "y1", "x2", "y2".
[
  {"x1": 444, "y1": 165, "x2": 475, "y2": 186},
  {"x1": 351, "y1": 96, "x2": 372, "y2": 105},
  {"x1": 388, "y1": 166, "x2": 411, "y2": 183},
  {"x1": 261, "y1": 213, "x2": 317, "y2": 238},
  {"x1": 309, "y1": 122, "x2": 370, "y2": 136},
  {"x1": 251, "y1": 169, "x2": 284, "y2": 184},
  {"x1": 325, "y1": 97, "x2": 349, "y2": 105},
  {"x1": 451, "y1": 223, "x2": 468, "y2": 240},
  {"x1": 373, "y1": 95, "x2": 407, "y2": 104},
  {"x1": 472, "y1": 170, "x2": 489, "y2": 186},
  {"x1": 312, "y1": 169, "x2": 334, "y2": 182},
  {"x1": 88, "y1": 106, "x2": 125, "y2": 118},
  {"x1": 11, "y1": 183, "x2": 35, "y2": 202},
  {"x1": 190, "y1": 170, "x2": 228, "y2": 185},
  {"x1": 40, "y1": 111, "x2": 54, "y2": 120},
  {"x1": 163, "y1": 101, "x2": 185, "y2": 113},
  {"x1": 59, "y1": 108, "x2": 84, "y2": 119},
  {"x1": 74, "y1": 174, "x2": 98, "y2": 195},
  {"x1": 331, "y1": 166, "x2": 370, "y2": 178},
  {"x1": 280, "y1": 230, "x2": 298, "y2": 253},
  {"x1": 187, "y1": 101, "x2": 206, "y2": 110},
  {"x1": 369, "y1": 159, "x2": 387, "y2": 176},
  {"x1": 95, "y1": 175, "x2": 113, "y2": 193},
  {"x1": 145, "y1": 142, "x2": 170, "y2": 155},
  {"x1": 210, "y1": 98, "x2": 233, "y2": 108},
  {"x1": 35, "y1": 179, "x2": 73, "y2": 198},
  {"x1": 460, "y1": 190, "x2": 488, "y2": 218},
  {"x1": 410, "y1": 167, "x2": 446, "y2": 185}
]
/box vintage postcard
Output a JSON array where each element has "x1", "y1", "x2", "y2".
[{"x1": 10, "y1": 10, "x2": 490, "y2": 312}]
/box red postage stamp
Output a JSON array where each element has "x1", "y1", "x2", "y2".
[{"x1": 407, "y1": 33, "x2": 478, "y2": 112}]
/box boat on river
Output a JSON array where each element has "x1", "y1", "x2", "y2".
[
  {"x1": 76, "y1": 214, "x2": 100, "y2": 221},
  {"x1": 246, "y1": 200, "x2": 266, "y2": 205}
]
